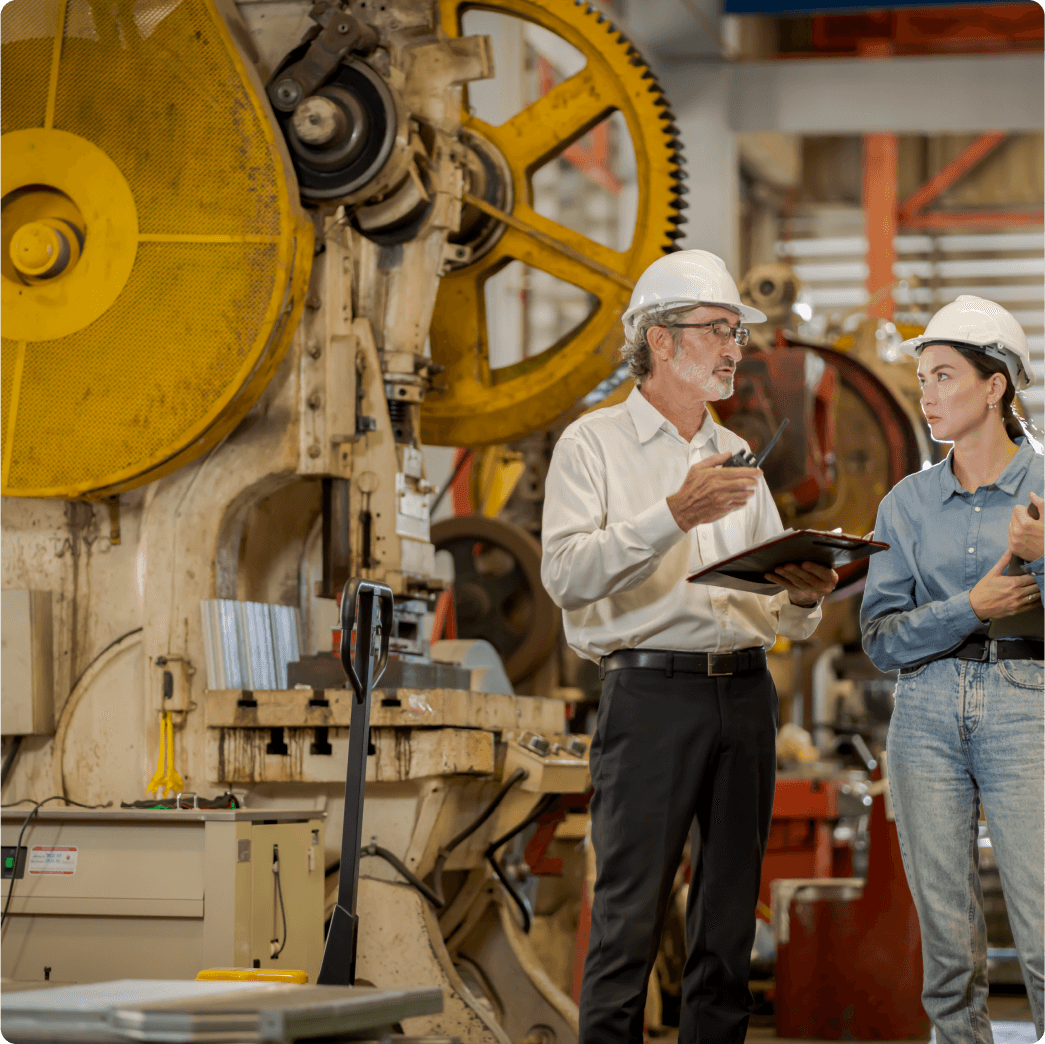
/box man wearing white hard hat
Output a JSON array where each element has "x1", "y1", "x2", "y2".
[
  {"x1": 861, "y1": 295, "x2": 1044, "y2": 1044},
  {"x1": 541, "y1": 249, "x2": 839, "y2": 1043}
]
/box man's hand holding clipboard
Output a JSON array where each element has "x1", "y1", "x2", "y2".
[{"x1": 687, "y1": 529, "x2": 889, "y2": 597}]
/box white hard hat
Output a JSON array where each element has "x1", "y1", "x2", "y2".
[
  {"x1": 622, "y1": 249, "x2": 767, "y2": 338},
  {"x1": 899, "y1": 295, "x2": 1032, "y2": 390}
]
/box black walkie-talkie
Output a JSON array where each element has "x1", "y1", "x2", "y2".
[{"x1": 722, "y1": 417, "x2": 789, "y2": 469}]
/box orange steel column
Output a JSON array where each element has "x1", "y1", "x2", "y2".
[{"x1": 863, "y1": 134, "x2": 898, "y2": 321}]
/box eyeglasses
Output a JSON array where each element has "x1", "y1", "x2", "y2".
[{"x1": 666, "y1": 320, "x2": 750, "y2": 347}]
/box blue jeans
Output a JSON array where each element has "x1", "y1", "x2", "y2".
[{"x1": 887, "y1": 656, "x2": 1045, "y2": 1044}]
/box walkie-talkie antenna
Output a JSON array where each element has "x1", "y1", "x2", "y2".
[
  {"x1": 722, "y1": 417, "x2": 790, "y2": 469},
  {"x1": 754, "y1": 417, "x2": 789, "y2": 468}
]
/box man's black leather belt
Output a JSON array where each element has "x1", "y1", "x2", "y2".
[
  {"x1": 600, "y1": 647, "x2": 767, "y2": 679},
  {"x1": 899, "y1": 634, "x2": 1045, "y2": 675}
]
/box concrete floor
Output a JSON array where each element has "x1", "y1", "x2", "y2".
[{"x1": 658, "y1": 992, "x2": 1037, "y2": 1043}]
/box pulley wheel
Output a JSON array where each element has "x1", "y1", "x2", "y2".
[
  {"x1": 432, "y1": 514, "x2": 560, "y2": 683},
  {"x1": 424, "y1": 0, "x2": 688, "y2": 447}
]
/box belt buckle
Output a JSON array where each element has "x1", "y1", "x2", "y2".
[
  {"x1": 708, "y1": 653, "x2": 734, "y2": 676},
  {"x1": 959, "y1": 642, "x2": 989, "y2": 662}
]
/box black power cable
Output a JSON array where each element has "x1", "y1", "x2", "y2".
[
  {"x1": 361, "y1": 843, "x2": 444, "y2": 908},
  {"x1": 432, "y1": 768, "x2": 528, "y2": 906},
  {"x1": 484, "y1": 793, "x2": 559, "y2": 933},
  {"x1": 1, "y1": 796, "x2": 112, "y2": 928},
  {"x1": 325, "y1": 845, "x2": 445, "y2": 909},
  {"x1": 1, "y1": 736, "x2": 23, "y2": 789},
  {"x1": 322, "y1": 769, "x2": 530, "y2": 913},
  {"x1": 271, "y1": 844, "x2": 287, "y2": 958}
]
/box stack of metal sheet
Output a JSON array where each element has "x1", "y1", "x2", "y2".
[
  {"x1": 0, "y1": 978, "x2": 445, "y2": 1043},
  {"x1": 201, "y1": 601, "x2": 301, "y2": 690}
]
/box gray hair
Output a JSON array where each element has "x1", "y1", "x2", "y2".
[{"x1": 620, "y1": 304, "x2": 698, "y2": 384}]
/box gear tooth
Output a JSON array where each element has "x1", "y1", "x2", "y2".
[
  {"x1": 664, "y1": 123, "x2": 681, "y2": 136},
  {"x1": 672, "y1": 199, "x2": 689, "y2": 211},
  {"x1": 674, "y1": 183, "x2": 689, "y2": 195},
  {"x1": 673, "y1": 167, "x2": 689, "y2": 180},
  {"x1": 666, "y1": 229, "x2": 687, "y2": 241},
  {"x1": 672, "y1": 152, "x2": 688, "y2": 166}
]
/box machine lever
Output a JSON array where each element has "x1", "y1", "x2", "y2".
[{"x1": 316, "y1": 578, "x2": 394, "y2": 986}]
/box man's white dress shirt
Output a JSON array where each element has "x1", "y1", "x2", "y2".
[{"x1": 541, "y1": 386, "x2": 822, "y2": 661}]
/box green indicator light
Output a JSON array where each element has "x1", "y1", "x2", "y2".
[{"x1": 5, "y1": 856, "x2": 14, "y2": 869}]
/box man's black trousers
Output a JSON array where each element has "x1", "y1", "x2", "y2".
[{"x1": 579, "y1": 664, "x2": 778, "y2": 1044}]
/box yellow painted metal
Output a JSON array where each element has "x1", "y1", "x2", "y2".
[
  {"x1": 0, "y1": 0, "x2": 313, "y2": 498},
  {"x1": 197, "y1": 968, "x2": 308, "y2": 984},
  {"x1": 2, "y1": 130, "x2": 138, "y2": 338},
  {"x1": 470, "y1": 445, "x2": 527, "y2": 516},
  {"x1": 10, "y1": 222, "x2": 64, "y2": 276},
  {"x1": 0, "y1": 188, "x2": 84, "y2": 286},
  {"x1": 424, "y1": 0, "x2": 685, "y2": 447}
]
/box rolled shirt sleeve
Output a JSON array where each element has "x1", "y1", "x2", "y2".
[
  {"x1": 541, "y1": 433, "x2": 687, "y2": 612},
  {"x1": 861, "y1": 492, "x2": 982, "y2": 672}
]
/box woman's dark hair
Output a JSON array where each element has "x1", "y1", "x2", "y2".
[{"x1": 953, "y1": 345, "x2": 1025, "y2": 443}]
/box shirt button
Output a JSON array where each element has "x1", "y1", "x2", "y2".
[
  {"x1": 968, "y1": 547, "x2": 975, "y2": 553},
  {"x1": 974, "y1": 506, "x2": 981, "y2": 512}
]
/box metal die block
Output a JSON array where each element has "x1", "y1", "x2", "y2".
[
  {"x1": 503, "y1": 737, "x2": 591, "y2": 795},
  {"x1": 207, "y1": 726, "x2": 495, "y2": 785},
  {"x1": 204, "y1": 687, "x2": 566, "y2": 732}
]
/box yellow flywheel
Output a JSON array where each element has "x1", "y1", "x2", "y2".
[
  {"x1": 423, "y1": 0, "x2": 686, "y2": 447},
  {"x1": 0, "y1": 0, "x2": 313, "y2": 499}
]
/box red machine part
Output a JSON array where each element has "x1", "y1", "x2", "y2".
[
  {"x1": 524, "y1": 789, "x2": 592, "y2": 876},
  {"x1": 759, "y1": 779, "x2": 856, "y2": 915},
  {"x1": 774, "y1": 773, "x2": 928, "y2": 1040},
  {"x1": 809, "y1": 4, "x2": 1042, "y2": 56},
  {"x1": 715, "y1": 344, "x2": 838, "y2": 513}
]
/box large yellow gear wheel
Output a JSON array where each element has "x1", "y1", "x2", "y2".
[
  {"x1": 0, "y1": 0, "x2": 313, "y2": 499},
  {"x1": 423, "y1": 0, "x2": 686, "y2": 447}
]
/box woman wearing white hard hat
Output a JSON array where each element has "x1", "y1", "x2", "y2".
[{"x1": 861, "y1": 295, "x2": 1044, "y2": 1043}]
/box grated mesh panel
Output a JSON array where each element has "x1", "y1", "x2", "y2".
[
  {"x1": 8, "y1": 242, "x2": 278, "y2": 491},
  {"x1": 64, "y1": 0, "x2": 100, "y2": 42},
  {"x1": 1, "y1": 338, "x2": 16, "y2": 459},
  {"x1": 52, "y1": 0, "x2": 281, "y2": 236},
  {"x1": 131, "y1": 0, "x2": 184, "y2": 41},
  {"x1": 0, "y1": 0, "x2": 57, "y2": 134}
]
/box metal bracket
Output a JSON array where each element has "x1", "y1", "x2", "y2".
[{"x1": 268, "y1": 2, "x2": 378, "y2": 112}]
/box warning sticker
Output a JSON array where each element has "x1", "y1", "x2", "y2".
[{"x1": 27, "y1": 846, "x2": 77, "y2": 875}]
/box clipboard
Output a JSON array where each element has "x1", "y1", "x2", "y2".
[{"x1": 687, "y1": 529, "x2": 890, "y2": 594}]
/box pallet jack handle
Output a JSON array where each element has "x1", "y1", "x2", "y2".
[{"x1": 316, "y1": 578, "x2": 394, "y2": 986}]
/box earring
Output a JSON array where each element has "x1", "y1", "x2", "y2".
[{"x1": 988, "y1": 402, "x2": 997, "y2": 410}]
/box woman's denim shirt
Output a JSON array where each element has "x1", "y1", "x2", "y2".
[{"x1": 861, "y1": 437, "x2": 1045, "y2": 672}]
